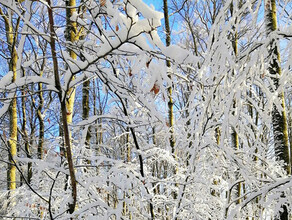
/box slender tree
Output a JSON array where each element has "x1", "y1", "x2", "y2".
[
  {"x1": 230, "y1": 0, "x2": 242, "y2": 205},
  {"x1": 0, "y1": 7, "x2": 19, "y2": 191},
  {"x1": 265, "y1": 0, "x2": 290, "y2": 175},
  {"x1": 47, "y1": 0, "x2": 77, "y2": 214},
  {"x1": 265, "y1": 0, "x2": 290, "y2": 219},
  {"x1": 163, "y1": 0, "x2": 175, "y2": 159},
  {"x1": 65, "y1": 0, "x2": 81, "y2": 125},
  {"x1": 21, "y1": 69, "x2": 32, "y2": 183},
  {"x1": 37, "y1": 51, "x2": 46, "y2": 160},
  {"x1": 163, "y1": 0, "x2": 177, "y2": 204}
]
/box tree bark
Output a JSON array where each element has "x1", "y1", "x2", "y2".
[
  {"x1": 47, "y1": 0, "x2": 77, "y2": 214},
  {"x1": 163, "y1": 0, "x2": 177, "y2": 205},
  {"x1": 230, "y1": 0, "x2": 242, "y2": 205},
  {"x1": 21, "y1": 70, "x2": 32, "y2": 183},
  {"x1": 1, "y1": 8, "x2": 18, "y2": 191},
  {"x1": 265, "y1": 0, "x2": 290, "y2": 219},
  {"x1": 65, "y1": 0, "x2": 79, "y2": 125},
  {"x1": 37, "y1": 70, "x2": 45, "y2": 160},
  {"x1": 265, "y1": 0, "x2": 290, "y2": 175},
  {"x1": 82, "y1": 78, "x2": 90, "y2": 143}
]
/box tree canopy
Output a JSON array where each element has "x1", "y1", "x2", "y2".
[{"x1": 0, "y1": 0, "x2": 292, "y2": 219}]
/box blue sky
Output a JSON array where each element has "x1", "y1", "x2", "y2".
[
  {"x1": 142, "y1": 0, "x2": 180, "y2": 45},
  {"x1": 143, "y1": 0, "x2": 164, "y2": 11}
]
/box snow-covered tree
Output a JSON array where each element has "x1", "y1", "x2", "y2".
[{"x1": 0, "y1": 0, "x2": 291, "y2": 219}]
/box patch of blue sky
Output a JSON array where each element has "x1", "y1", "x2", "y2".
[
  {"x1": 142, "y1": 0, "x2": 181, "y2": 45},
  {"x1": 143, "y1": 0, "x2": 163, "y2": 11}
]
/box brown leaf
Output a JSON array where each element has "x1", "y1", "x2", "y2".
[
  {"x1": 128, "y1": 68, "x2": 132, "y2": 76},
  {"x1": 115, "y1": 25, "x2": 119, "y2": 31},
  {"x1": 150, "y1": 83, "x2": 159, "y2": 95},
  {"x1": 100, "y1": 0, "x2": 106, "y2": 7}
]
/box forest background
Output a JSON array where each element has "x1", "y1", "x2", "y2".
[{"x1": 0, "y1": 0, "x2": 292, "y2": 219}]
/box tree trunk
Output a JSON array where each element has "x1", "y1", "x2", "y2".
[
  {"x1": 230, "y1": 1, "x2": 242, "y2": 205},
  {"x1": 2, "y1": 10, "x2": 18, "y2": 191},
  {"x1": 47, "y1": 0, "x2": 77, "y2": 214},
  {"x1": 265, "y1": 0, "x2": 290, "y2": 175},
  {"x1": 265, "y1": 0, "x2": 290, "y2": 219},
  {"x1": 21, "y1": 71, "x2": 32, "y2": 183},
  {"x1": 37, "y1": 70, "x2": 45, "y2": 160},
  {"x1": 82, "y1": 78, "x2": 90, "y2": 144},
  {"x1": 65, "y1": 0, "x2": 79, "y2": 125},
  {"x1": 163, "y1": 0, "x2": 177, "y2": 204},
  {"x1": 80, "y1": 0, "x2": 90, "y2": 145}
]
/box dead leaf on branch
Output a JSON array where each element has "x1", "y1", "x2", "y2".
[
  {"x1": 128, "y1": 68, "x2": 132, "y2": 76},
  {"x1": 100, "y1": 0, "x2": 106, "y2": 7},
  {"x1": 150, "y1": 83, "x2": 160, "y2": 95}
]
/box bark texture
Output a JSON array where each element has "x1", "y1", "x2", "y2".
[
  {"x1": 265, "y1": 0, "x2": 290, "y2": 175},
  {"x1": 265, "y1": 0, "x2": 290, "y2": 219},
  {"x1": 47, "y1": 0, "x2": 77, "y2": 214},
  {"x1": 1, "y1": 9, "x2": 18, "y2": 191}
]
